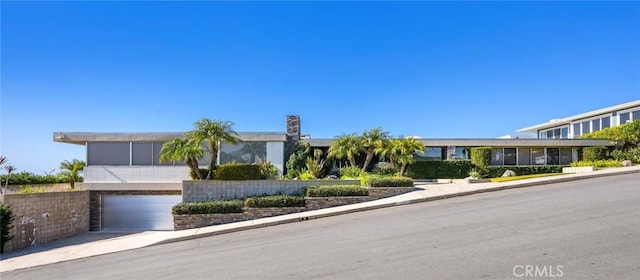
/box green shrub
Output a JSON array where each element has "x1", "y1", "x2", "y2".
[
  {"x1": 0, "y1": 171, "x2": 72, "y2": 185},
  {"x1": 214, "y1": 163, "x2": 262, "y2": 180},
  {"x1": 0, "y1": 202, "x2": 15, "y2": 254},
  {"x1": 190, "y1": 168, "x2": 209, "y2": 180},
  {"x1": 244, "y1": 195, "x2": 306, "y2": 208},
  {"x1": 299, "y1": 171, "x2": 317, "y2": 180},
  {"x1": 570, "y1": 160, "x2": 622, "y2": 168},
  {"x1": 256, "y1": 160, "x2": 279, "y2": 179},
  {"x1": 359, "y1": 174, "x2": 380, "y2": 186},
  {"x1": 340, "y1": 166, "x2": 364, "y2": 178},
  {"x1": 484, "y1": 165, "x2": 564, "y2": 178},
  {"x1": 470, "y1": 147, "x2": 492, "y2": 169},
  {"x1": 405, "y1": 160, "x2": 474, "y2": 179},
  {"x1": 372, "y1": 166, "x2": 399, "y2": 176},
  {"x1": 18, "y1": 185, "x2": 46, "y2": 194},
  {"x1": 172, "y1": 200, "x2": 244, "y2": 215},
  {"x1": 582, "y1": 146, "x2": 609, "y2": 161},
  {"x1": 611, "y1": 148, "x2": 640, "y2": 163},
  {"x1": 368, "y1": 176, "x2": 414, "y2": 188},
  {"x1": 490, "y1": 173, "x2": 565, "y2": 183},
  {"x1": 581, "y1": 120, "x2": 640, "y2": 150},
  {"x1": 306, "y1": 185, "x2": 368, "y2": 197}
]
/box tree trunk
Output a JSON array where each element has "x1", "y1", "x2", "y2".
[
  {"x1": 400, "y1": 164, "x2": 407, "y2": 177},
  {"x1": 188, "y1": 158, "x2": 204, "y2": 180},
  {"x1": 362, "y1": 149, "x2": 374, "y2": 172},
  {"x1": 348, "y1": 156, "x2": 356, "y2": 167},
  {"x1": 207, "y1": 145, "x2": 218, "y2": 180}
]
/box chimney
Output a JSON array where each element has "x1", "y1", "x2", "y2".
[{"x1": 285, "y1": 115, "x2": 301, "y2": 163}]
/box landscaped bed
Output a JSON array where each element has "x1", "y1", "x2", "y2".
[{"x1": 489, "y1": 173, "x2": 566, "y2": 183}]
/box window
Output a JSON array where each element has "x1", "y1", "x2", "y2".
[
  {"x1": 518, "y1": 148, "x2": 531, "y2": 165},
  {"x1": 620, "y1": 112, "x2": 630, "y2": 124},
  {"x1": 454, "y1": 147, "x2": 468, "y2": 159},
  {"x1": 132, "y1": 143, "x2": 153, "y2": 165},
  {"x1": 582, "y1": 121, "x2": 591, "y2": 134},
  {"x1": 220, "y1": 142, "x2": 267, "y2": 164},
  {"x1": 539, "y1": 131, "x2": 547, "y2": 139},
  {"x1": 592, "y1": 119, "x2": 600, "y2": 132},
  {"x1": 547, "y1": 148, "x2": 560, "y2": 165},
  {"x1": 601, "y1": 117, "x2": 610, "y2": 129},
  {"x1": 87, "y1": 142, "x2": 130, "y2": 165},
  {"x1": 504, "y1": 148, "x2": 517, "y2": 165},
  {"x1": 491, "y1": 148, "x2": 504, "y2": 165},
  {"x1": 153, "y1": 142, "x2": 178, "y2": 165},
  {"x1": 561, "y1": 127, "x2": 568, "y2": 138},
  {"x1": 633, "y1": 110, "x2": 640, "y2": 121},
  {"x1": 416, "y1": 147, "x2": 443, "y2": 161},
  {"x1": 532, "y1": 147, "x2": 545, "y2": 165},
  {"x1": 572, "y1": 123, "x2": 581, "y2": 138},
  {"x1": 560, "y1": 148, "x2": 572, "y2": 165}
]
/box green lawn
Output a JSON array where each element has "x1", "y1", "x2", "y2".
[{"x1": 490, "y1": 173, "x2": 566, "y2": 183}]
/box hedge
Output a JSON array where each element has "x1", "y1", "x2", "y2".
[
  {"x1": 0, "y1": 202, "x2": 15, "y2": 254},
  {"x1": 570, "y1": 160, "x2": 622, "y2": 168},
  {"x1": 172, "y1": 200, "x2": 244, "y2": 215},
  {"x1": 405, "y1": 160, "x2": 474, "y2": 179},
  {"x1": 244, "y1": 195, "x2": 306, "y2": 208},
  {"x1": 470, "y1": 147, "x2": 492, "y2": 169},
  {"x1": 214, "y1": 164, "x2": 262, "y2": 180},
  {"x1": 368, "y1": 177, "x2": 414, "y2": 188},
  {"x1": 582, "y1": 146, "x2": 609, "y2": 161},
  {"x1": 306, "y1": 185, "x2": 368, "y2": 197},
  {"x1": 484, "y1": 165, "x2": 564, "y2": 178},
  {"x1": 190, "y1": 168, "x2": 210, "y2": 180}
]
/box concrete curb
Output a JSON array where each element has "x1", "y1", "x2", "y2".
[{"x1": 152, "y1": 167, "x2": 640, "y2": 247}]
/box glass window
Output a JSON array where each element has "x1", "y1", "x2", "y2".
[
  {"x1": 153, "y1": 141, "x2": 179, "y2": 165},
  {"x1": 633, "y1": 110, "x2": 640, "y2": 121},
  {"x1": 553, "y1": 128, "x2": 561, "y2": 139},
  {"x1": 416, "y1": 147, "x2": 443, "y2": 161},
  {"x1": 539, "y1": 131, "x2": 547, "y2": 139},
  {"x1": 132, "y1": 143, "x2": 152, "y2": 165},
  {"x1": 454, "y1": 147, "x2": 468, "y2": 159},
  {"x1": 620, "y1": 112, "x2": 630, "y2": 124},
  {"x1": 601, "y1": 117, "x2": 610, "y2": 129},
  {"x1": 518, "y1": 148, "x2": 531, "y2": 165},
  {"x1": 560, "y1": 148, "x2": 572, "y2": 165},
  {"x1": 547, "y1": 148, "x2": 560, "y2": 165},
  {"x1": 582, "y1": 121, "x2": 591, "y2": 134},
  {"x1": 504, "y1": 148, "x2": 517, "y2": 165},
  {"x1": 572, "y1": 123, "x2": 581, "y2": 138},
  {"x1": 87, "y1": 142, "x2": 130, "y2": 165},
  {"x1": 220, "y1": 142, "x2": 267, "y2": 164},
  {"x1": 561, "y1": 127, "x2": 568, "y2": 139},
  {"x1": 532, "y1": 147, "x2": 545, "y2": 165},
  {"x1": 491, "y1": 148, "x2": 504, "y2": 165},
  {"x1": 592, "y1": 119, "x2": 600, "y2": 132}
]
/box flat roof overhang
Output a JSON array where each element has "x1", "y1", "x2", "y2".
[
  {"x1": 303, "y1": 138, "x2": 615, "y2": 148},
  {"x1": 53, "y1": 132, "x2": 287, "y2": 145},
  {"x1": 516, "y1": 99, "x2": 640, "y2": 133}
]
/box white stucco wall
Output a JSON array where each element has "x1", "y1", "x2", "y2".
[{"x1": 84, "y1": 166, "x2": 191, "y2": 183}]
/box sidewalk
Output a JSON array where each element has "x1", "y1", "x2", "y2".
[{"x1": 1, "y1": 166, "x2": 639, "y2": 272}]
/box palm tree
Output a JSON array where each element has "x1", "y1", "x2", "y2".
[
  {"x1": 375, "y1": 139, "x2": 400, "y2": 167},
  {"x1": 360, "y1": 128, "x2": 390, "y2": 172},
  {"x1": 394, "y1": 137, "x2": 425, "y2": 176},
  {"x1": 187, "y1": 118, "x2": 241, "y2": 179},
  {"x1": 327, "y1": 133, "x2": 364, "y2": 167},
  {"x1": 59, "y1": 159, "x2": 86, "y2": 189},
  {"x1": 2, "y1": 164, "x2": 16, "y2": 194},
  {"x1": 159, "y1": 138, "x2": 205, "y2": 180}
]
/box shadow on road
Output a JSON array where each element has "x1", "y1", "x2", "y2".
[{"x1": 0, "y1": 231, "x2": 142, "y2": 261}]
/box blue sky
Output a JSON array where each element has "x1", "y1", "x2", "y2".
[{"x1": 1, "y1": 1, "x2": 639, "y2": 174}]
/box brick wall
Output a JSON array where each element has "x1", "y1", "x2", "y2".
[
  {"x1": 1, "y1": 191, "x2": 90, "y2": 253},
  {"x1": 182, "y1": 180, "x2": 360, "y2": 202},
  {"x1": 305, "y1": 197, "x2": 372, "y2": 210}
]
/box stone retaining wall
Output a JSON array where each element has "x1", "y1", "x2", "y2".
[
  {"x1": 1, "y1": 191, "x2": 90, "y2": 253},
  {"x1": 174, "y1": 207, "x2": 307, "y2": 230},
  {"x1": 304, "y1": 196, "x2": 372, "y2": 210},
  {"x1": 183, "y1": 180, "x2": 360, "y2": 202},
  {"x1": 368, "y1": 187, "x2": 417, "y2": 199}
]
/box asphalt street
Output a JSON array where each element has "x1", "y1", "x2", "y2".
[{"x1": 3, "y1": 173, "x2": 639, "y2": 280}]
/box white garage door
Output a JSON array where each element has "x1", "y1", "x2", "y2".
[{"x1": 102, "y1": 195, "x2": 181, "y2": 231}]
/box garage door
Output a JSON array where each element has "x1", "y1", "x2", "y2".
[{"x1": 102, "y1": 195, "x2": 181, "y2": 231}]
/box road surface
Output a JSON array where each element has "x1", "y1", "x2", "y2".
[{"x1": 3, "y1": 173, "x2": 639, "y2": 279}]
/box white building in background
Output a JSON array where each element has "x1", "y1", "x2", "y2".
[{"x1": 516, "y1": 100, "x2": 640, "y2": 139}]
